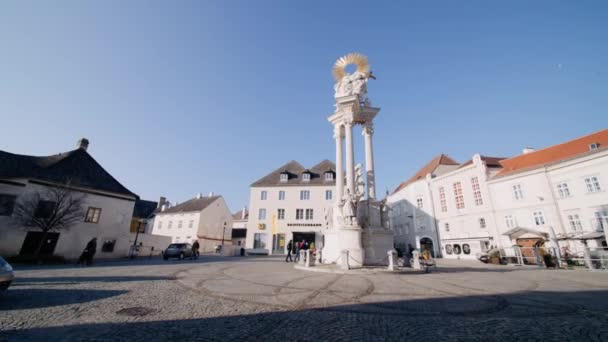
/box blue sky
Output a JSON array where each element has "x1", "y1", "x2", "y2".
[{"x1": 1, "y1": 1, "x2": 607, "y2": 211}]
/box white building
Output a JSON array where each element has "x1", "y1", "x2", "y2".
[
  {"x1": 489, "y1": 129, "x2": 608, "y2": 253},
  {"x1": 150, "y1": 193, "x2": 233, "y2": 252},
  {"x1": 0, "y1": 138, "x2": 147, "y2": 259},
  {"x1": 430, "y1": 154, "x2": 504, "y2": 259},
  {"x1": 245, "y1": 160, "x2": 336, "y2": 254},
  {"x1": 387, "y1": 154, "x2": 460, "y2": 257}
]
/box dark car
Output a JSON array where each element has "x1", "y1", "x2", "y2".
[
  {"x1": 163, "y1": 243, "x2": 194, "y2": 260},
  {"x1": 0, "y1": 256, "x2": 14, "y2": 292}
]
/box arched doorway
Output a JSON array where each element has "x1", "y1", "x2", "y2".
[{"x1": 420, "y1": 237, "x2": 434, "y2": 257}]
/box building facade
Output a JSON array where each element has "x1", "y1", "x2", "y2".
[
  {"x1": 150, "y1": 194, "x2": 233, "y2": 252},
  {"x1": 0, "y1": 138, "x2": 140, "y2": 259},
  {"x1": 231, "y1": 207, "x2": 248, "y2": 247},
  {"x1": 245, "y1": 160, "x2": 336, "y2": 254}
]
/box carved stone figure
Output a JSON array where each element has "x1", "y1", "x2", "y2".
[
  {"x1": 354, "y1": 163, "x2": 365, "y2": 200},
  {"x1": 341, "y1": 189, "x2": 357, "y2": 226},
  {"x1": 332, "y1": 53, "x2": 375, "y2": 99}
]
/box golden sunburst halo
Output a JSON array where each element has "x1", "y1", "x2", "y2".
[{"x1": 333, "y1": 53, "x2": 370, "y2": 81}]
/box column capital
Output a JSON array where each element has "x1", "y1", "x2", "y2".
[
  {"x1": 343, "y1": 117, "x2": 355, "y2": 127},
  {"x1": 362, "y1": 122, "x2": 374, "y2": 136}
]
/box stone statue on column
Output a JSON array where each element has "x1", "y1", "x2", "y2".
[{"x1": 340, "y1": 189, "x2": 357, "y2": 227}]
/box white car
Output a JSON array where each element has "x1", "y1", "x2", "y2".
[{"x1": 0, "y1": 256, "x2": 14, "y2": 292}]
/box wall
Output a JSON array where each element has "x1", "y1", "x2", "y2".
[
  {"x1": 151, "y1": 211, "x2": 201, "y2": 244},
  {"x1": 0, "y1": 179, "x2": 136, "y2": 259},
  {"x1": 197, "y1": 196, "x2": 233, "y2": 252}
]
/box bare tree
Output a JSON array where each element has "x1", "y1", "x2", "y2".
[{"x1": 11, "y1": 185, "x2": 86, "y2": 261}]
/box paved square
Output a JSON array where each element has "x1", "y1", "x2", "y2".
[{"x1": 1, "y1": 256, "x2": 608, "y2": 341}]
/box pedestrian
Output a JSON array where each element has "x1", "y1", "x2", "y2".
[
  {"x1": 79, "y1": 238, "x2": 97, "y2": 266},
  {"x1": 285, "y1": 240, "x2": 293, "y2": 262},
  {"x1": 294, "y1": 240, "x2": 301, "y2": 262},
  {"x1": 192, "y1": 240, "x2": 200, "y2": 259}
]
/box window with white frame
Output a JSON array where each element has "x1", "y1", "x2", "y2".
[
  {"x1": 479, "y1": 217, "x2": 486, "y2": 229},
  {"x1": 278, "y1": 191, "x2": 285, "y2": 200},
  {"x1": 158, "y1": 221, "x2": 163, "y2": 230},
  {"x1": 471, "y1": 177, "x2": 483, "y2": 206},
  {"x1": 567, "y1": 214, "x2": 583, "y2": 232},
  {"x1": 188, "y1": 220, "x2": 194, "y2": 228},
  {"x1": 85, "y1": 207, "x2": 102, "y2": 223},
  {"x1": 260, "y1": 191, "x2": 267, "y2": 200},
  {"x1": 453, "y1": 182, "x2": 465, "y2": 209},
  {"x1": 280, "y1": 173, "x2": 288, "y2": 182},
  {"x1": 325, "y1": 190, "x2": 332, "y2": 200},
  {"x1": 302, "y1": 173, "x2": 311, "y2": 182},
  {"x1": 168, "y1": 221, "x2": 173, "y2": 229},
  {"x1": 513, "y1": 184, "x2": 523, "y2": 200},
  {"x1": 324, "y1": 172, "x2": 334, "y2": 181},
  {"x1": 277, "y1": 208, "x2": 285, "y2": 220},
  {"x1": 258, "y1": 208, "x2": 267, "y2": 220},
  {"x1": 556, "y1": 183, "x2": 571, "y2": 198},
  {"x1": 444, "y1": 223, "x2": 450, "y2": 232},
  {"x1": 438, "y1": 187, "x2": 447, "y2": 212},
  {"x1": 585, "y1": 176, "x2": 602, "y2": 193},
  {"x1": 505, "y1": 215, "x2": 515, "y2": 228},
  {"x1": 305, "y1": 209, "x2": 314, "y2": 220},
  {"x1": 300, "y1": 190, "x2": 310, "y2": 200},
  {"x1": 594, "y1": 210, "x2": 608, "y2": 231},
  {"x1": 533, "y1": 211, "x2": 545, "y2": 226},
  {"x1": 296, "y1": 209, "x2": 304, "y2": 220},
  {"x1": 416, "y1": 198, "x2": 423, "y2": 209},
  {"x1": 178, "y1": 220, "x2": 183, "y2": 229}
]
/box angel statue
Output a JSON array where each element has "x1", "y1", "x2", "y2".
[{"x1": 354, "y1": 163, "x2": 365, "y2": 200}]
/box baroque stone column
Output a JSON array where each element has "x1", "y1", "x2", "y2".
[
  {"x1": 334, "y1": 124, "x2": 344, "y2": 202},
  {"x1": 363, "y1": 122, "x2": 376, "y2": 199},
  {"x1": 344, "y1": 120, "x2": 355, "y2": 195}
]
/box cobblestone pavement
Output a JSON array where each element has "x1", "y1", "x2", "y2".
[{"x1": 1, "y1": 256, "x2": 608, "y2": 341}]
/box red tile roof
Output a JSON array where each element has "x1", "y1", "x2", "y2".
[
  {"x1": 495, "y1": 129, "x2": 608, "y2": 177},
  {"x1": 391, "y1": 154, "x2": 459, "y2": 194}
]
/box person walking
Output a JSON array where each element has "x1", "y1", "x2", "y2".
[
  {"x1": 192, "y1": 240, "x2": 200, "y2": 259},
  {"x1": 79, "y1": 238, "x2": 97, "y2": 266},
  {"x1": 285, "y1": 240, "x2": 293, "y2": 262},
  {"x1": 294, "y1": 240, "x2": 301, "y2": 262}
]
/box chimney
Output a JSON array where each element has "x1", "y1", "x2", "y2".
[
  {"x1": 242, "y1": 206, "x2": 247, "y2": 220},
  {"x1": 77, "y1": 138, "x2": 89, "y2": 151},
  {"x1": 196, "y1": 193, "x2": 203, "y2": 199},
  {"x1": 522, "y1": 147, "x2": 535, "y2": 154},
  {"x1": 161, "y1": 204, "x2": 167, "y2": 212},
  {"x1": 208, "y1": 191, "x2": 214, "y2": 197},
  {"x1": 158, "y1": 197, "x2": 166, "y2": 209}
]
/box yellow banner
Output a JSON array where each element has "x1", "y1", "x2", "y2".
[{"x1": 272, "y1": 214, "x2": 277, "y2": 234}]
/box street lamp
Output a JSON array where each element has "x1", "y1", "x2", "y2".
[{"x1": 222, "y1": 221, "x2": 227, "y2": 245}]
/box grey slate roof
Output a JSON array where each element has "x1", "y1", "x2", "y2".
[
  {"x1": 250, "y1": 160, "x2": 336, "y2": 187},
  {"x1": 133, "y1": 199, "x2": 158, "y2": 219},
  {"x1": 157, "y1": 196, "x2": 220, "y2": 214},
  {"x1": 232, "y1": 209, "x2": 249, "y2": 220},
  {"x1": 0, "y1": 148, "x2": 137, "y2": 198}
]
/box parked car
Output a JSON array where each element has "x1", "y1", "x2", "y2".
[
  {"x1": 0, "y1": 256, "x2": 14, "y2": 292},
  {"x1": 478, "y1": 248, "x2": 504, "y2": 264},
  {"x1": 163, "y1": 243, "x2": 194, "y2": 260}
]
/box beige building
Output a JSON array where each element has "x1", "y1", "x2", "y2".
[
  {"x1": 231, "y1": 207, "x2": 248, "y2": 247},
  {"x1": 150, "y1": 194, "x2": 233, "y2": 252},
  {"x1": 245, "y1": 160, "x2": 336, "y2": 254}
]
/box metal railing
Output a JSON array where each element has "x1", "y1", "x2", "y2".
[{"x1": 499, "y1": 245, "x2": 608, "y2": 271}]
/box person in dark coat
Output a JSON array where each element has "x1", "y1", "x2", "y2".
[
  {"x1": 79, "y1": 238, "x2": 97, "y2": 266},
  {"x1": 192, "y1": 240, "x2": 200, "y2": 259},
  {"x1": 294, "y1": 240, "x2": 301, "y2": 262},
  {"x1": 285, "y1": 240, "x2": 293, "y2": 262}
]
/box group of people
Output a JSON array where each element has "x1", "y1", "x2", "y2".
[{"x1": 285, "y1": 239, "x2": 315, "y2": 262}]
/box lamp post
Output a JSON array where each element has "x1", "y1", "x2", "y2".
[
  {"x1": 131, "y1": 219, "x2": 145, "y2": 259},
  {"x1": 222, "y1": 221, "x2": 227, "y2": 246}
]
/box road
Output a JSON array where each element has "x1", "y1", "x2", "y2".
[{"x1": 1, "y1": 256, "x2": 608, "y2": 341}]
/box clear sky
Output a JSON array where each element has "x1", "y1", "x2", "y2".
[{"x1": 1, "y1": 1, "x2": 607, "y2": 211}]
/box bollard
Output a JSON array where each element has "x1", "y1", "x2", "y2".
[
  {"x1": 298, "y1": 250, "x2": 306, "y2": 265},
  {"x1": 305, "y1": 250, "x2": 311, "y2": 267},
  {"x1": 387, "y1": 250, "x2": 397, "y2": 271},
  {"x1": 340, "y1": 250, "x2": 350, "y2": 270},
  {"x1": 411, "y1": 250, "x2": 421, "y2": 270},
  {"x1": 583, "y1": 248, "x2": 593, "y2": 270}
]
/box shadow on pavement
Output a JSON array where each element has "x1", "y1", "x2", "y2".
[
  {"x1": 12, "y1": 275, "x2": 174, "y2": 286},
  {"x1": 0, "y1": 288, "x2": 127, "y2": 311},
  {"x1": 2, "y1": 290, "x2": 607, "y2": 341}
]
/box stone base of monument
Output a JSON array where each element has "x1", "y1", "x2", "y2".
[{"x1": 362, "y1": 227, "x2": 394, "y2": 266}]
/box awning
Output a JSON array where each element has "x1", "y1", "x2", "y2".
[
  {"x1": 575, "y1": 231, "x2": 606, "y2": 240},
  {"x1": 502, "y1": 227, "x2": 549, "y2": 239}
]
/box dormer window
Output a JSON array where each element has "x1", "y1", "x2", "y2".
[
  {"x1": 302, "y1": 171, "x2": 311, "y2": 182},
  {"x1": 280, "y1": 171, "x2": 289, "y2": 183},
  {"x1": 589, "y1": 143, "x2": 599, "y2": 151},
  {"x1": 324, "y1": 171, "x2": 334, "y2": 181}
]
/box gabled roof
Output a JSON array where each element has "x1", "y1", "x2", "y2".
[
  {"x1": 251, "y1": 159, "x2": 336, "y2": 187},
  {"x1": 157, "y1": 196, "x2": 221, "y2": 215},
  {"x1": 458, "y1": 156, "x2": 506, "y2": 169},
  {"x1": 232, "y1": 209, "x2": 249, "y2": 220},
  {"x1": 495, "y1": 129, "x2": 608, "y2": 178},
  {"x1": 133, "y1": 199, "x2": 158, "y2": 219},
  {"x1": 392, "y1": 154, "x2": 459, "y2": 194},
  {"x1": 0, "y1": 148, "x2": 137, "y2": 198}
]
